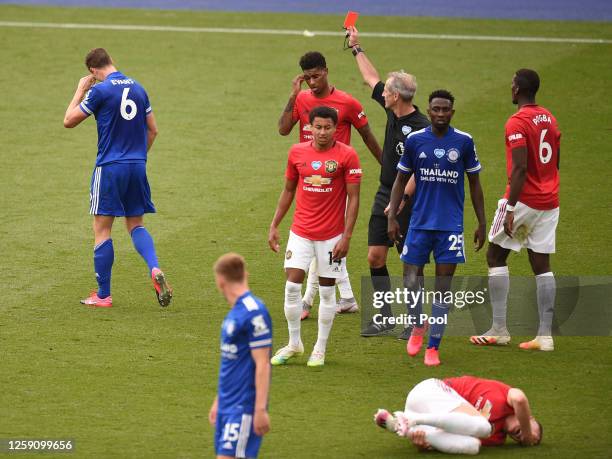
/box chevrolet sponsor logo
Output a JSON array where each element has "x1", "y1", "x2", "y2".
[{"x1": 304, "y1": 175, "x2": 332, "y2": 187}]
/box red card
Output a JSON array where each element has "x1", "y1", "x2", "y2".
[{"x1": 343, "y1": 11, "x2": 359, "y2": 29}]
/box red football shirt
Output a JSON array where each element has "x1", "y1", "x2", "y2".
[
  {"x1": 444, "y1": 376, "x2": 514, "y2": 446},
  {"x1": 292, "y1": 87, "x2": 369, "y2": 144},
  {"x1": 504, "y1": 104, "x2": 561, "y2": 210},
  {"x1": 285, "y1": 141, "x2": 362, "y2": 240}
]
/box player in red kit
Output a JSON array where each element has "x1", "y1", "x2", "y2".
[
  {"x1": 373, "y1": 376, "x2": 542, "y2": 455},
  {"x1": 471, "y1": 69, "x2": 561, "y2": 352},
  {"x1": 269, "y1": 106, "x2": 361, "y2": 367},
  {"x1": 278, "y1": 51, "x2": 381, "y2": 320}
]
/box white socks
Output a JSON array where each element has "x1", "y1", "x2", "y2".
[
  {"x1": 303, "y1": 259, "x2": 319, "y2": 306},
  {"x1": 284, "y1": 281, "x2": 303, "y2": 348},
  {"x1": 536, "y1": 272, "x2": 555, "y2": 336},
  {"x1": 336, "y1": 271, "x2": 354, "y2": 299},
  {"x1": 488, "y1": 266, "x2": 510, "y2": 331},
  {"x1": 409, "y1": 425, "x2": 481, "y2": 455},
  {"x1": 408, "y1": 412, "x2": 491, "y2": 438},
  {"x1": 314, "y1": 285, "x2": 336, "y2": 354}
]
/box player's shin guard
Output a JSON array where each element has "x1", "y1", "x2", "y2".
[
  {"x1": 302, "y1": 259, "x2": 319, "y2": 306},
  {"x1": 285, "y1": 281, "x2": 303, "y2": 347},
  {"x1": 409, "y1": 412, "x2": 491, "y2": 438},
  {"x1": 411, "y1": 425, "x2": 480, "y2": 455},
  {"x1": 94, "y1": 239, "x2": 114, "y2": 298},
  {"x1": 314, "y1": 285, "x2": 336, "y2": 354},
  {"x1": 536, "y1": 272, "x2": 555, "y2": 336},
  {"x1": 489, "y1": 266, "x2": 510, "y2": 330},
  {"x1": 428, "y1": 302, "x2": 450, "y2": 349},
  {"x1": 130, "y1": 226, "x2": 159, "y2": 272}
]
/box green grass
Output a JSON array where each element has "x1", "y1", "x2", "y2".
[{"x1": 1, "y1": 5, "x2": 611, "y2": 458}]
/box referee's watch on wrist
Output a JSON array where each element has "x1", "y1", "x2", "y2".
[{"x1": 352, "y1": 46, "x2": 363, "y2": 57}]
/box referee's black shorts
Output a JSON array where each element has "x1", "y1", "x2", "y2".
[{"x1": 368, "y1": 185, "x2": 411, "y2": 253}]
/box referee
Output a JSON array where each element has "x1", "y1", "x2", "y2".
[{"x1": 347, "y1": 26, "x2": 430, "y2": 338}]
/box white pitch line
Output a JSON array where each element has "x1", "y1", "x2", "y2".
[{"x1": 0, "y1": 20, "x2": 610, "y2": 44}]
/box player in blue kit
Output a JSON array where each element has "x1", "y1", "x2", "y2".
[
  {"x1": 209, "y1": 253, "x2": 272, "y2": 459},
  {"x1": 387, "y1": 90, "x2": 486, "y2": 366},
  {"x1": 63, "y1": 48, "x2": 172, "y2": 308}
]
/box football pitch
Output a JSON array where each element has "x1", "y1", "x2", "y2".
[{"x1": 1, "y1": 4, "x2": 611, "y2": 458}]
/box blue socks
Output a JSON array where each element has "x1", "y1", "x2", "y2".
[
  {"x1": 428, "y1": 302, "x2": 450, "y2": 350},
  {"x1": 94, "y1": 239, "x2": 114, "y2": 299},
  {"x1": 130, "y1": 226, "x2": 159, "y2": 272}
]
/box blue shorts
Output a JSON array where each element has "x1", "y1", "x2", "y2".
[
  {"x1": 401, "y1": 229, "x2": 466, "y2": 265},
  {"x1": 89, "y1": 162, "x2": 155, "y2": 217},
  {"x1": 215, "y1": 411, "x2": 262, "y2": 458}
]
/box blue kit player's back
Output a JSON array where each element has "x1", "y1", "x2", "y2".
[
  {"x1": 216, "y1": 292, "x2": 272, "y2": 458},
  {"x1": 80, "y1": 71, "x2": 151, "y2": 166}
]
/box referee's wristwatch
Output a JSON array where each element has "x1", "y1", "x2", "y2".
[{"x1": 352, "y1": 46, "x2": 364, "y2": 57}]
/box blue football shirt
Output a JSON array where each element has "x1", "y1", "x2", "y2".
[
  {"x1": 79, "y1": 71, "x2": 151, "y2": 166},
  {"x1": 397, "y1": 126, "x2": 481, "y2": 232},
  {"x1": 218, "y1": 292, "x2": 272, "y2": 414}
]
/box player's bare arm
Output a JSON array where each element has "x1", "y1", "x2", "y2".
[
  {"x1": 346, "y1": 27, "x2": 380, "y2": 88},
  {"x1": 146, "y1": 112, "x2": 158, "y2": 152},
  {"x1": 507, "y1": 388, "x2": 538, "y2": 446},
  {"x1": 467, "y1": 173, "x2": 486, "y2": 251},
  {"x1": 504, "y1": 146, "x2": 528, "y2": 237},
  {"x1": 356, "y1": 124, "x2": 383, "y2": 164},
  {"x1": 268, "y1": 178, "x2": 298, "y2": 252},
  {"x1": 63, "y1": 75, "x2": 95, "y2": 128},
  {"x1": 387, "y1": 171, "x2": 411, "y2": 243},
  {"x1": 408, "y1": 429, "x2": 432, "y2": 451},
  {"x1": 278, "y1": 75, "x2": 304, "y2": 135},
  {"x1": 332, "y1": 182, "x2": 360, "y2": 260},
  {"x1": 208, "y1": 395, "x2": 218, "y2": 425},
  {"x1": 251, "y1": 347, "x2": 271, "y2": 436}
]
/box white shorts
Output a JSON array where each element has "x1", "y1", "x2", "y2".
[
  {"x1": 284, "y1": 231, "x2": 347, "y2": 279},
  {"x1": 488, "y1": 199, "x2": 559, "y2": 254},
  {"x1": 405, "y1": 378, "x2": 467, "y2": 414}
]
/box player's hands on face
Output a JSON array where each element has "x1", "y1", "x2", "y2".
[
  {"x1": 408, "y1": 429, "x2": 432, "y2": 451},
  {"x1": 474, "y1": 224, "x2": 486, "y2": 251},
  {"x1": 77, "y1": 75, "x2": 95, "y2": 93},
  {"x1": 387, "y1": 217, "x2": 402, "y2": 245},
  {"x1": 253, "y1": 410, "x2": 270, "y2": 436},
  {"x1": 291, "y1": 74, "x2": 305, "y2": 96},
  {"x1": 347, "y1": 26, "x2": 360, "y2": 47},
  {"x1": 268, "y1": 226, "x2": 280, "y2": 253},
  {"x1": 503, "y1": 211, "x2": 515, "y2": 237},
  {"x1": 519, "y1": 430, "x2": 539, "y2": 446},
  {"x1": 332, "y1": 236, "x2": 350, "y2": 261}
]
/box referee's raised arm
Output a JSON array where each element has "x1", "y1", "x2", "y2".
[{"x1": 347, "y1": 26, "x2": 380, "y2": 89}]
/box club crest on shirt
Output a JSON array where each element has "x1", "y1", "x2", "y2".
[
  {"x1": 434, "y1": 148, "x2": 446, "y2": 159},
  {"x1": 402, "y1": 125, "x2": 412, "y2": 135},
  {"x1": 311, "y1": 160, "x2": 322, "y2": 171},
  {"x1": 303, "y1": 124, "x2": 313, "y2": 132},
  {"x1": 447, "y1": 148, "x2": 460, "y2": 163},
  {"x1": 325, "y1": 160, "x2": 338, "y2": 173},
  {"x1": 285, "y1": 250, "x2": 293, "y2": 260}
]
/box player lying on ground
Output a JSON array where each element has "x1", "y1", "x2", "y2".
[
  {"x1": 63, "y1": 47, "x2": 172, "y2": 308},
  {"x1": 471, "y1": 68, "x2": 561, "y2": 351},
  {"x1": 209, "y1": 253, "x2": 272, "y2": 459},
  {"x1": 278, "y1": 51, "x2": 381, "y2": 319},
  {"x1": 374, "y1": 376, "x2": 542, "y2": 455}
]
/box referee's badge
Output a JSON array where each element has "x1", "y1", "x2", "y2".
[
  {"x1": 325, "y1": 160, "x2": 338, "y2": 173},
  {"x1": 402, "y1": 125, "x2": 412, "y2": 135}
]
